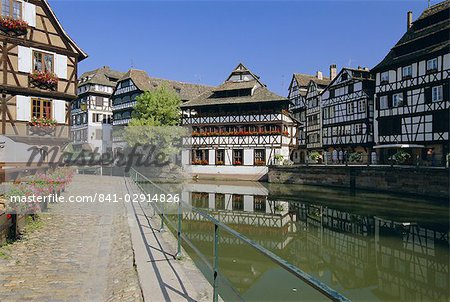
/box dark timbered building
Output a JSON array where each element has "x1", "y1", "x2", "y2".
[
  {"x1": 0, "y1": 0, "x2": 87, "y2": 180},
  {"x1": 71, "y1": 66, "x2": 123, "y2": 153},
  {"x1": 181, "y1": 63, "x2": 297, "y2": 178},
  {"x1": 321, "y1": 67, "x2": 375, "y2": 161},
  {"x1": 373, "y1": 1, "x2": 449, "y2": 165},
  {"x1": 288, "y1": 68, "x2": 334, "y2": 163}
]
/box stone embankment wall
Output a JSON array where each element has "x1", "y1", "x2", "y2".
[{"x1": 268, "y1": 166, "x2": 449, "y2": 199}]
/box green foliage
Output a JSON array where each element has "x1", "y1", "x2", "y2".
[
  {"x1": 309, "y1": 151, "x2": 321, "y2": 161},
  {"x1": 389, "y1": 150, "x2": 411, "y2": 164},
  {"x1": 348, "y1": 152, "x2": 363, "y2": 163},
  {"x1": 131, "y1": 85, "x2": 182, "y2": 126},
  {"x1": 274, "y1": 154, "x2": 284, "y2": 161}
]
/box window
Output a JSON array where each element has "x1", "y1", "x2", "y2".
[
  {"x1": 192, "y1": 149, "x2": 208, "y2": 164},
  {"x1": 31, "y1": 98, "x2": 52, "y2": 119},
  {"x1": 402, "y1": 65, "x2": 412, "y2": 78},
  {"x1": 323, "y1": 107, "x2": 328, "y2": 119},
  {"x1": 329, "y1": 89, "x2": 335, "y2": 98},
  {"x1": 33, "y1": 51, "x2": 54, "y2": 73},
  {"x1": 427, "y1": 58, "x2": 438, "y2": 72},
  {"x1": 392, "y1": 93, "x2": 404, "y2": 107},
  {"x1": 341, "y1": 73, "x2": 348, "y2": 81},
  {"x1": 380, "y1": 95, "x2": 389, "y2": 109},
  {"x1": 347, "y1": 102, "x2": 355, "y2": 115},
  {"x1": 358, "y1": 100, "x2": 366, "y2": 113},
  {"x1": 233, "y1": 149, "x2": 243, "y2": 165},
  {"x1": 95, "y1": 97, "x2": 103, "y2": 107},
  {"x1": 254, "y1": 149, "x2": 265, "y2": 165},
  {"x1": 354, "y1": 124, "x2": 363, "y2": 134},
  {"x1": 215, "y1": 194, "x2": 225, "y2": 210},
  {"x1": 329, "y1": 106, "x2": 335, "y2": 118},
  {"x1": 254, "y1": 196, "x2": 266, "y2": 212},
  {"x1": 232, "y1": 195, "x2": 244, "y2": 211},
  {"x1": 432, "y1": 85, "x2": 443, "y2": 102},
  {"x1": 1, "y1": 0, "x2": 21, "y2": 19},
  {"x1": 216, "y1": 149, "x2": 224, "y2": 165},
  {"x1": 380, "y1": 72, "x2": 389, "y2": 83}
]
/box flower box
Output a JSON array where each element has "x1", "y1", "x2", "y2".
[
  {"x1": 233, "y1": 160, "x2": 242, "y2": 166},
  {"x1": 0, "y1": 17, "x2": 28, "y2": 36},
  {"x1": 254, "y1": 160, "x2": 265, "y2": 166},
  {"x1": 28, "y1": 117, "x2": 57, "y2": 135},
  {"x1": 29, "y1": 71, "x2": 58, "y2": 91},
  {"x1": 216, "y1": 160, "x2": 224, "y2": 165}
]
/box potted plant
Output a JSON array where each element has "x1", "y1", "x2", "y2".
[
  {"x1": 234, "y1": 160, "x2": 242, "y2": 166},
  {"x1": 388, "y1": 150, "x2": 411, "y2": 165},
  {"x1": 29, "y1": 117, "x2": 57, "y2": 135},
  {"x1": 309, "y1": 151, "x2": 322, "y2": 164},
  {"x1": 0, "y1": 16, "x2": 28, "y2": 36},
  {"x1": 29, "y1": 71, "x2": 58, "y2": 90},
  {"x1": 274, "y1": 154, "x2": 284, "y2": 165},
  {"x1": 348, "y1": 152, "x2": 363, "y2": 163},
  {"x1": 216, "y1": 160, "x2": 224, "y2": 165},
  {"x1": 254, "y1": 160, "x2": 265, "y2": 166}
]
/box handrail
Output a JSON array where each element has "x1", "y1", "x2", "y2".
[{"x1": 130, "y1": 167, "x2": 350, "y2": 302}]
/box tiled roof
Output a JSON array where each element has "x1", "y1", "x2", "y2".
[
  {"x1": 293, "y1": 73, "x2": 331, "y2": 87},
  {"x1": 373, "y1": 0, "x2": 449, "y2": 71},
  {"x1": 212, "y1": 80, "x2": 258, "y2": 92},
  {"x1": 119, "y1": 69, "x2": 212, "y2": 102},
  {"x1": 79, "y1": 66, "x2": 124, "y2": 87},
  {"x1": 181, "y1": 85, "x2": 286, "y2": 108}
]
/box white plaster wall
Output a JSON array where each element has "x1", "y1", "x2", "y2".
[
  {"x1": 208, "y1": 149, "x2": 215, "y2": 165},
  {"x1": 243, "y1": 195, "x2": 253, "y2": 212},
  {"x1": 243, "y1": 149, "x2": 253, "y2": 165}
]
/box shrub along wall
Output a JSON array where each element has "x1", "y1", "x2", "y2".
[{"x1": 268, "y1": 165, "x2": 449, "y2": 199}]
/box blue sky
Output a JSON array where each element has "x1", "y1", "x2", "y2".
[{"x1": 50, "y1": 0, "x2": 431, "y2": 95}]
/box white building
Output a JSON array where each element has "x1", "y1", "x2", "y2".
[{"x1": 181, "y1": 63, "x2": 297, "y2": 180}]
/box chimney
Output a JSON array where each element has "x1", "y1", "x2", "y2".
[
  {"x1": 316, "y1": 71, "x2": 323, "y2": 80},
  {"x1": 407, "y1": 11, "x2": 413, "y2": 30},
  {"x1": 330, "y1": 64, "x2": 337, "y2": 80}
]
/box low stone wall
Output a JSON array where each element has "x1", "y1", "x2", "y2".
[{"x1": 268, "y1": 165, "x2": 449, "y2": 199}]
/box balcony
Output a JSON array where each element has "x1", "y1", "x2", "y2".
[
  {"x1": 112, "y1": 101, "x2": 136, "y2": 111},
  {"x1": 182, "y1": 113, "x2": 289, "y2": 126}
]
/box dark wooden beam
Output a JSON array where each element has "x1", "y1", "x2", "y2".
[{"x1": 0, "y1": 85, "x2": 76, "y2": 101}]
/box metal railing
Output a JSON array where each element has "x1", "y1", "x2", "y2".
[{"x1": 130, "y1": 168, "x2": 350, "y2": 302}]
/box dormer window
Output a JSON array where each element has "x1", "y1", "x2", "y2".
[
  {"x1": 341, "y1": 73, "x2": 348, "y2": 81},
  {"x1": 426, "y1": 58, "x2": 438, "y2": 72},
  {"x1": 1, "y1": 0, "x2": 22, "y2": 19},
  {"x1": 380, "y1": 71, "x2": 389, "y2": 84}
]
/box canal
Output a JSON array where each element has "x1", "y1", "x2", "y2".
[{"x1": 139, "y1": 180, "x2": 449, "y2": 301}]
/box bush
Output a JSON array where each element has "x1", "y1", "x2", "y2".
[
  {"x1": 388, "y1": 150, "x2": 411, "y2": 164},
  {"x1": 348, "y1": 152, "x2": 363, "y2": 163},
  {"x1": 309, "y1": 151, "x2": 321, "y2": 162}
]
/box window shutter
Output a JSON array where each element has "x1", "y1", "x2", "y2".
[
  {"x1": 443, "y1": 82, "x2": 449, "y2": 101},
  {"x1": 16, "y1": 96, "x2": 31, "y2": 121},
  {"x1": 22, "y1": 2, "x2": 36, "y2": 27},
  {"x1": 53, "y1": 100, "x2": 66, "y2": 123},
  {"x1": 54, "y1": 54, "x2": 68, "y2": 79},
  {"x1": 18, "y1": 46, "x2": 32, "y2": 73},
  {"x1": 424, "y1": 87, "x2": 432, "y2": 104}
]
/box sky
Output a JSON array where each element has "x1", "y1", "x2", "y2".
[{"x1": 49, "y1": 0, "x2": 433, "y2": 95}]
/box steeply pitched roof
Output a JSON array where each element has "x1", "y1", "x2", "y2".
[
  {"x1": 119, "y1": 69, "x2": 212, "y2": 102},
  {"x1": 373, "y1": 0, "x2": 449, "y2": 71},
  {"x1": 79, "y1": 66, "x2": 124, "y2": 87},
  {"x1": 43, "y1": 0, "x2": 88, "y2": 60},
  {"x1": 293, "y1": 73, "x2": 331, "y2": 87},
  {"x1": 181, "y1": 64, "x2": 286, "y2": 108}
]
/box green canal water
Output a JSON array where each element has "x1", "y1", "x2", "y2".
[{"x1": 140, "y1": 180, "x2": 449, "y2": 302}]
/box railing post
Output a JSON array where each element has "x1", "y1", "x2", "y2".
[
  {"x1": 159, "y1": 201, "x2": 165, "y2": 232},
  {"x1": 175, "y1": 200, "x2": 182, "y2": 259},
  {"x1": 213, "y1": 223, "x2": 219, "y2": 302}
]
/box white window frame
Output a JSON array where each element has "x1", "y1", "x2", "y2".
[
  {"x1": 380, "y1": 72, "x2": 389, "y2": 83},
  {"x1": 402, "y1": 65, "x2": 412, "y2": 78},
  {"x1": 432, "y1": 85, "x2": 443, "y2": 102},
  {"x1": 392, "y1": 93, "x2": 403, "y2": 107},
  {"x1": 427, "y1": 58, "x2": 438, "y2": 71},
  {"x1": 380, "y1": 95, "x2": 389, "y2": 109}
]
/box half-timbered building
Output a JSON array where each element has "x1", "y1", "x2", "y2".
[
  {"x1": 321, "y1": 67, "x2": 375, "y2": 161},
  {"x1": 71, "y1": 66, "x2": 123, "y2": 154},
  {"x1": 0, "y1": 0, "x2": 87, "y2": 180},
  {"x1": 373, "y1": 1, "x2": 450, "y2": 165},
  {"x1": 181, "y1": 63, "x2": 297, "y2": 179},
  {"x1": 288, "y1": 69, "x2": 333, "y2": 163},
  {"x1": 111, "y1": 68, "x2": 210, "y2": 151}
]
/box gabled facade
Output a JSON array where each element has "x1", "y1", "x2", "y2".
[
  {"x1": 181, "y1": 63, "x2": 297, "y2": 179},
  {"x1": 373, "y1": 1, "x2": 449, "y2": 165},
  {"x1": 288, "y1": 69, "x2": 333, "y2": 163},
  {"x1": 305, "y1": 78, "x2": 330, "y2": 151},
  {"x1": 0, "y1": 0, "x2": 87, "y2": 174},
  {"x1": 71, "y1": 66, "x2": 124, "y2": 153},
  {"x1": 321, "y1": 67, "x2": 375, "y2": 159}
]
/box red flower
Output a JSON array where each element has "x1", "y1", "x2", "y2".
[
  {"x1": 29, "y1": 71, "x2": 58, "y2": 86},
  {"x1": 0, "y1": 16, "x2": 28, "y2": 32}
]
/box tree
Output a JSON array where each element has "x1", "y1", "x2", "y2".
[
  {"x1": 131, "y1": 85, "x2": 181, "y2": 126},
  {"x1": 122, "y1": 85, "x2": 187, "y2": 166}
]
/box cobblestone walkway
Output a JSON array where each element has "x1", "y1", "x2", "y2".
[{"x1": 0, "y1": 175, "x2": 143, "y2": 302}]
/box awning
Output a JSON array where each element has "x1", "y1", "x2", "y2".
[{"x1": 373, "y1": 144, "x2": 426, "y2": 149}]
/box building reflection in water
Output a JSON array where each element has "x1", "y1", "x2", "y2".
[{"x1": 177, "y1": 181, "x2": 449, "y2": 301}]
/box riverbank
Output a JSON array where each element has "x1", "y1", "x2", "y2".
[{"x1": 268, "y1": 165, "x2": 449, "y2": 199}]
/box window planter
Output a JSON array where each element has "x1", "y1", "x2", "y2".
[
  {"x1": 254, "y1": 160, "x2": 265, "y2": 166},
  {"x1": 29, "y1": 71, "x2": 58, "y2": 91},
  {"x1": 192, "y1": 160, "x2": 209, "y2": 165},
  {"x1": 28, "y1": 117, "x2": 57, "y2": 135},
  {"x1": 0, "y1": 17, "x2": 28, "y2": 36}
]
